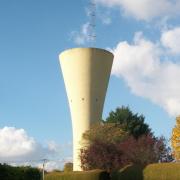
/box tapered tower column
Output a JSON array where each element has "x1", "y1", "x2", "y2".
[{"x1": 59, "y1": 48, "x2": 113, "y2": 171}]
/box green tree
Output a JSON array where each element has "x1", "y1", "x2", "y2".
[
  {"x1": 106, "y1": 106, "x2": 151, "y2": 138},
  {"x1": 83, "y1": 122, "x2": 128, "y2": 144},
  {"x1": 80, "y1": 108, "x2": 168, "y2": 173}
]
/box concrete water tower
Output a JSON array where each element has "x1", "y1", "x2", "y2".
[{"x1": 59, "y1": 48, "x2": 113, "y2": 171}]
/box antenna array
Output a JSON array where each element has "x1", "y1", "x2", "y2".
[{"x1": 88, "y1": 0, "x2": 96, "y2": 45}]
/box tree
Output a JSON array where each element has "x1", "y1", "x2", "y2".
[
  {"x1": 106, "y1": 106, "x2": 151, "y2": 138},
  {"x1": 80, "y1": 140, "x2": 127, "y2": 172},
  {"x1": 0, "y1": 164, "x2": 41, "y2": 180},
  {"x1": 80, "y1": 123, "x2": 128, "y2": 172},
  {"x1": 119, "y1": 135, "x2": 167, "y2": 166},
  {"x1": 80, "y1": 115, "x2": 168, "y2": 172},
  {"x1": 63, "y1": 162, "x2": 73, "y2": 172},
  {"x1": 171, "y1": 116, "x2": 180, "y2": 161},
  {"x1": 154, "y1": 136, "x2": 171, "y2": 162},
  {"x1": 82, "y1": 122, "x2": 128, "y2": 144}
]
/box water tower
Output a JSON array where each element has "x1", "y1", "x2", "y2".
[{"x1": 59, "y1": 48, "x2": 113, "y2": 170}]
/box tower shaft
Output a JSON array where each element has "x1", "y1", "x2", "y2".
[{"x1": 59, "y1": 48, "x2": 113, "y2": 171}]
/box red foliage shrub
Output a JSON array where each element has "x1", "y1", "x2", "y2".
[
  {"x1": 119, "y1": 135, "x2": 158, "y2": 165},
  {"x1": 80, "y1": 140, "x2": 128, "y2": 172}
]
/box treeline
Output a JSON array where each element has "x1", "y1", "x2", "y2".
[{"x1": 0, "y1": 163, "x2": 41, "y2": 180}]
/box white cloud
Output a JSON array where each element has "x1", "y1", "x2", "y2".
[
  {"x1": 47, "y1": 141, "x2": 60, "y2": 152},
  {"x1": 0, "y1": 127, "x2": 72, "y2": 171},
  {"x1": 0, "y1": 127, "x2": 36, "y2": 159},
  {"x1": 161, "y1": 27, "x2": 180, "y2": 54},
  {"x1": 71, "y1": 22, "x2": 94, "y2": 45},
  {"x1": 111, "y1": 29, "x2": 180, "y2": 116},
  {"x1": 95, "y1": 0, "x2": 180, "y2": 21},
  {"x1": 0, "y1": 126, "x2": 50, "y2": 161}
]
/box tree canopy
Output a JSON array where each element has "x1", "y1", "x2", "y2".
[
  {"x1": 80, "y1": 123, "x2": 167, "y2": 172},
  {"x1": 80, "y1": 140, "x2": 125, "y2": 172},
  {"x1": 106, "y1": 106, "x2": 151, "y2": 138},
  {"x1": 83, "y1": 123, "x2": 127, "y2": 144}
]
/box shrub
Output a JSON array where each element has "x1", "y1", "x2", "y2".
[
  {"x1": 144, "y1": 163, "x2": 180, "y2": 180},
  {"x1": 23, "y1": 167, "x2": 42, "y2": 180},
  {"x1": 119, "y1": 135, "x2": 166, "y2": 166},
  {"x1": 80, "y1": 132, "x2": 167, "y2": 172},
  {"x1": 80, "y1": 140, "x2": 126, "y2": 172},
  {"x1": 0, "y1": 164, "x2": 41, "y2": 180},
  {"x1": 112, "y1": 163, "x2": 180, "y2": 180}
]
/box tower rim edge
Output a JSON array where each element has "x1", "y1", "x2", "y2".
[{"x1": 59, "y1": 47, "x2": 114, "y2": 59}]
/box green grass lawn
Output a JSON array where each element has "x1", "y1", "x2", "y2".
[{"x1": 45, "y1": 169, "x2": 109, "y2": 180}]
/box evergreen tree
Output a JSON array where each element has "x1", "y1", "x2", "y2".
[{"x1": 106, "y1": 106, "x2": 151, "y2": 138}]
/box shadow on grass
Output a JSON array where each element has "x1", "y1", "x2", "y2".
[
  {"x1": 99, "y1": 171, "x2": 110, "y2": 180},
  {"x1": 111, "y1": 164, "x2": 144, "y2": 180}
]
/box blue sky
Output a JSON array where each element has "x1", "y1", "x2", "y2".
[{"x1": 0, "y1": 0, "x2": 180, "y2": 170}]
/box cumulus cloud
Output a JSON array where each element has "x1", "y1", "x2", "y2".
[
  {"x1": 95, "y1": 0, "x2": 180, "y2": 21},
  {"x1": 161, "y1": 27, "x2": 180, "y2": 54},
  {"x1": 0, "y1": 126, "x2": 51, "y2": 162},
  {"x1": 0, "y1": 127, "x2": 36, "y2": 159},
  {"x1": 111, "y1": 28, "x2": 180, "y2": 116},
  {"x1": 0, "y1": 127, "x2": 72, "y2": 171}
]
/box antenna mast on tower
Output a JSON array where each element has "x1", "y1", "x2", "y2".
[{"x1": 88, "y1": 0, "x2": 96, "y2": 46}]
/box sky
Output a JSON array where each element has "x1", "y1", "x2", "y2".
[{"x1": 0, "y1": 0, "x2": 180, "y2": 170}]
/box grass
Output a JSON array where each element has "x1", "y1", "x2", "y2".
[{"x1": 45, "y1": 169, "x2": 109, "y2": 180}]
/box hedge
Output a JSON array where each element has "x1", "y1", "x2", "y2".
[
  {"x1": 46, "y1": 163, "x2": 180, "y2": 180},
  {"x1": 112, "y1": 163, "x2": 180, "y2": 180},
  {"x1": 144, "y1": 163, "x2": 180, "y2": 180},
  {"x1": 45, "y1": 169, "x2": 110, "y2": 180},
  {"x1": 0, "y1": 164, "x2": 41, "y2": 180}
]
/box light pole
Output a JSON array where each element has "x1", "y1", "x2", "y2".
[{"x1": 42, "y1": 159, "x2": 48, "y2": 180}]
